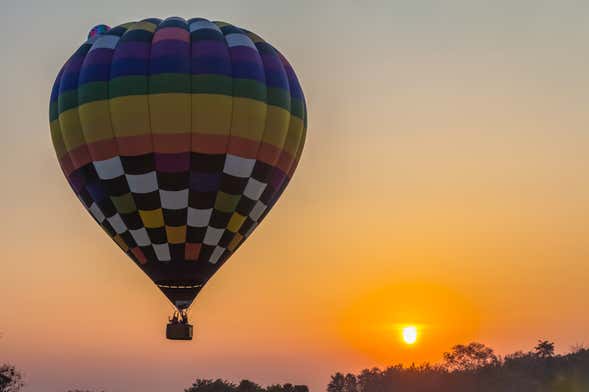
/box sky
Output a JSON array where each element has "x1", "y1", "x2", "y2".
[{"x1": 1, "y1": 0, "x2": 589, "y2": 391}]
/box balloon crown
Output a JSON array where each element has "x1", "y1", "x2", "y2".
[{"x1": 88, "y1": 24, "x2": 111, "y2": 39}]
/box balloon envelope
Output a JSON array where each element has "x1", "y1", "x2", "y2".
[{"x1": 49, "y1": 17, "x2": 307, "y2": 309}]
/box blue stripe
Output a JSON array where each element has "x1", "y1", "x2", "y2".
[
  {"x1": 150, "y1": 56, "x2": 190, "y2": 74},
  {"x1": 111, "y1": 59, "x2": 149, "y2": 77},
  {"x1": 79, "y1": 64, "x2": 111, "y2": 84},
  {"x1": 231, "y1": 61, "x2": 265, "y2": 83},
  {"x1": 191, "y1": 57, "x2": 231, "y2": 75}
]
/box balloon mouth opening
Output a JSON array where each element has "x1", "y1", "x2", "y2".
[{"x1": 88, "y1": 24, "x2": 111, "y2": 39}]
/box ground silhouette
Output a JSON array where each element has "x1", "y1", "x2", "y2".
[
  {"x1": 327, "y1": 340, "x2": 589, "y2": 392},
  {"x1": 2, "y1": 340, "x2": 589, "y2": 391}
]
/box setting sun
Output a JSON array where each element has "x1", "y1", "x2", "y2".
[{"x1": 402, "y1": 326, "x2": 418, "y2": 345}]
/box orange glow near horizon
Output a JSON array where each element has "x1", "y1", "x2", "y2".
[{"x1": 336, "y1": 283, "x2": 482, "y2": 365}]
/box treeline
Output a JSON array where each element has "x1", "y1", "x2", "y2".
[
  {"x1": 0, "y1": 373, "x2": 308, "y2": 392},
  {"x1": 185, "y1": 379, "x2": 309, "y2": 392},
  {"x1": 328, "y1": 340, "x2": 589, "y2": 392},
  {"x1": 4, "y1": 340, "x2": 589, "y2": 391}
]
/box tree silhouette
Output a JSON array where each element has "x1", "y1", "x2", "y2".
[
  {"x1": 0, "y1": 364, "x2": 23, "y2": 392},
  {"x1": 185, "y1": 380, "x2": 309, "y2": 392},
  {"x1": 327, "y1": 373, "x2": 345, "y2": 392},
  {"x1": 442, "y1": 342, "x2": 499, "y2": 372},
  {"x1": 534, "y1": 339, "x2": 555, "y2": 358},
  {"x1": 237, "y1": 380, "x2": 264, "y2": 392},
  {"x1": 185, "y1": 379, "x2": 236, "y2": 392},
  {"x1": 343, "y1": 373, "x2": 357, "y2": 392},
  {"x1": 329, "y1": 341, "x2": 589, "y2": 392}
]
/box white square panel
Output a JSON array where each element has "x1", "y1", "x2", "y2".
[
  {"x1": 225, "y1": 34, "x2": 257, "y2": 50},
  {"x1": 90, "y1": 35, "x2": 120, "y2": 51},
  {"x1": 126, "y1": 172, "x2": 158, "y2": 194},
  {"x1": 93, "y1": 156, "x2": 124, "y2": 180},
  {"x1": 249, "y1": 201, "x2": 267, "y2": 221},
  {"x1": 153, "y1": 243, "x2": 171, "y2": 262},
  {"x1": 209, "y1": 246, "x2": 225, "y2": 264},
  {"x1": 203, "y1": 227, "x2": 224, "y2": 246},
  {"x1": 130, "y1": 228, "x2": 150, "y2": 247},
  {"x1": 187, "y1": 207, "x2": 212, "y2": 227},
  {"x1": 107, "y1": 213, "x2": 127, "y2": 234},
  {"x1": 243, "y1": 178, "x2": 267, "y2": 200},
  {"x1": 223, "y1": 154, "x2": 255, "y2": 178},
  {"x1": 88, "y1": 202, "x2": 105, "y2": 222},
  {"x1": 189, "y1": 20, "x2": 222, "y2": 33},
  {"x1": 160, "y1": 189, "x2": 189, "y2": 210}
]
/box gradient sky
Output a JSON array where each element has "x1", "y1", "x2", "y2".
[{"x1": 1, "y1": 1, "x2": 589, "y2": 391}]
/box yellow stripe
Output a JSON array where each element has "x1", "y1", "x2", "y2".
[
  {"x1": 230, "y1": 97, "x2": 267, "y2": 141},
  {"x1": 150, "y1": 93, "x2": 191, "y2": 134},
  {"x1": 261, "y1": 105, "x2": 290, "y2": 148},
  {"x1": 110, "y1": 95, "x2": 151, "y2": 138},
  {"x1": 79, "y1": 100, "x2": 115, "y2": 144},
  {"x1": 50, "y1": 119, "x2": 67, "y2": 159},
  {"x1": 191, "y1": 94, "x2": 232, "y2": 135},
  {"x1": 283, "y1": 115, "x2": 304, "y2": 156},
  {"x1": 59, "y1": 108, "x2": 86, "y2": 152}
]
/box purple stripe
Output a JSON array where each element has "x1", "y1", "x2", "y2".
[
  {"x1": 191, "y1": 40, "x2": 228, "y2": 58},
  {"x1": 151, "y1": 40, "x2": 190, "y2": 58},
  {"x1": 68, "y1": 170, "x2": 86, "y2": 193},
  {"x1": 280, "y1": 57, "x2": 303, "y2": 99},
  {"x1": 83, "y1": 49, "x2": 114, "y2": 65},
  {"x1": 113, "y1": 42, "x2": 151, "y2": 59},
  {"x1": 269, "y1": 169, "x2": 287, "y2": 190},
  {"x1": 63, "y1": 54, "x2": 85, "y2": 73},
  {"x1": 155, "y1": 153, "x2": 190, "y2": 172},
  {"x1": 260, "y1": 54, "x2": 284, "y2": 71},
  {"x1": 229, "y1": 46, "x2": 262, "y2": 64},
  {"x1": 50, "y1": 68, "x2": 64, "y2": 101}
]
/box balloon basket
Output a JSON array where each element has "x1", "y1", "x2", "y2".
[{"x1": 166, "y1": 322, "x2": 193, "y2": 340}]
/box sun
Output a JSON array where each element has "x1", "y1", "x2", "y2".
[{"x1": 402, "y1": 326, "x2": 418, "y2": 345}]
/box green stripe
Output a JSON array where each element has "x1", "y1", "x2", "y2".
[
  {"x1": 49, "y1": 101, "x2": 59, "y2": 121},
  {"x1": 191, "y1": 74, "x2": 232, "y2": 95},
  {"x1": 55, "y1": 74, "x2": 301, "y2": 116},
  {"x1": 79, "y1": 81, "x2": 108, "y2": 105},
  {"x1": 57, "y1": 90, "x2": 78, "y2": 114},
  {"x1": 150, "y1": 73, "x2": 191, "y2": 94},
  {"x1": 110, "y1": 75, "x2": 148, "y2": 98},
  {"x1": 233, "y1": 78, "x2": 266, "y2": 101},
  {"x1": 290, "y1": 97, "x2": 305, "y2": 120},
  {"x1": 267, "y1": 87, "x2": 290, "y2": 111}
]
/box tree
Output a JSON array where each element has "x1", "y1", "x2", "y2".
[
  {"x1": 281, "y1": 383, "x2": 296, "y2": 392},
  {"x1": 343, "y1": 373, "x2": 358, "y2": 392},
  {"x1": 442, "y1": 342, "x2": 499, "y2": 372},
  {"x1": 327, "y1": 372, "x2": 345, "y2": 392},
  {"x1": 0, "y1": 364, "x2": 24, "y2": 392},
  {"x1": 265, "y1": 385, "x2": 286, "y2": 392},
  {"x1": 237, "y1": 380, "x2": 263, "y2": 392},
  {"x1": 67, "y1": 390, "x2": 105, "y2": 392},
  {"x1": 185, "y1": 379, "x2": 236, "y2": 392},
  {"x1": 534, "y1": 340, "x2": 555, "y2": 358}
]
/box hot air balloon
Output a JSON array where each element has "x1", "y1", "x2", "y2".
[{"x1": 49, "y1": 17, "x2": 307, "y2": 340}]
